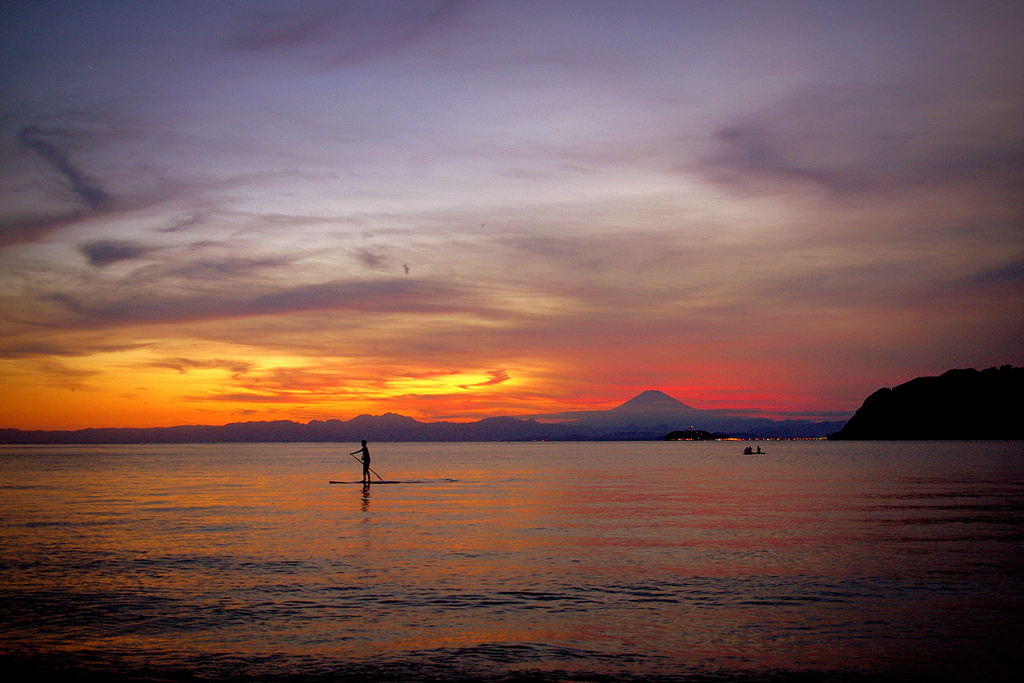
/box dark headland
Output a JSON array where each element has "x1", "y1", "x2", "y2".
[{"x1": 828, "y1": 365, "x2": 1023, "y2": 440}]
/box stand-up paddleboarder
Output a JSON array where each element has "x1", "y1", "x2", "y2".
[{"x1": 351, "y1": 440, "x2": 371, "y2": 483}]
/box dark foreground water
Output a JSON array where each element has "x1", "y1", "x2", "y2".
[{"x1": 1, "y1": 441, "x2": 1023, "y2": 682}]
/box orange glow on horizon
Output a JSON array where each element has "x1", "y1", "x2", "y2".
[{"x1": 0, "y1": 337, "x2": 849, "y2": 431}]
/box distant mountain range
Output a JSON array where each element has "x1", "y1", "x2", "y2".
[
  {"x1": 521, "y1": 390, "x2": 847, "y2": 439},
  {"x1": 828, "y1": 365, "x2": 1023, "y2": 440},
  {"x1": 0, "y1": 390, "x2": 846, "y2": 444}
]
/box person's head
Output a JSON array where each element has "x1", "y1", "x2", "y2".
[{"x1": 361, "y1": 440, "x2": 367, "y2": 446}]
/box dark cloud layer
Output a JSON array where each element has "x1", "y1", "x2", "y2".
[
  {"x1": 0, "y1": 340, "x2": 148, "y2": 360},
  {"x1": 117, "y1": 254, "x2": 301, "y2": 287},
  {"x1": 0, "y1": 213, "x2": 83, "y2": 248},
  {"x1": 79, "y1": 240, "x2": 154, "y2": 266},
  {"x1": 45, "y1": 278, "x2": 479, "y2": 327}
]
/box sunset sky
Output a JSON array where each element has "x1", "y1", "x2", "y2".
[{"x1": 2, "y1": 0, "x2": 1023, "y2": 430}]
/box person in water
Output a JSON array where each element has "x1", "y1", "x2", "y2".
[{"x1": 351, "y1": 440, "x2": 371, "y2": 483}]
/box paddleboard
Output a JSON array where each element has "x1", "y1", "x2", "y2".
[{"x1": 329, "y1": 480, "x2": 405, "y2": 484}]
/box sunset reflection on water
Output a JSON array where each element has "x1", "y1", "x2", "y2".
[{"x1": 1, "y1": 441, "x2": 1022, "y2": 680}]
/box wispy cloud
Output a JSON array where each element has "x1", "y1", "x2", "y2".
[
  {"x1": 703, "y1": 85, "x2": 1024, "y2": 197},
  {"x1": 196, "y1": 392, "x2": 302, "y2": 404},
  {"x1": 19, "y1": 123, "x2": 111, "y2": 210},
  {"x1": 230, "y1": 0, "x2": 466, "y2": 68},
  {"x1": 459, "y1": 369, "x2": 509, "y2": 389},
  {"x1": 1, "y1": 115, "x2": 113, "y2": 246},
  {"x1": 148, "y1": 357, "x2": 253, "y2": 375},
  {"x1": 32, "y1": 359, "x2": 102, "y2": 392},
  {"x1": 353, "y1": 248, "x2": 390, "y2": 269}
]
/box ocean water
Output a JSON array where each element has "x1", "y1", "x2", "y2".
[{"x1": 1, "y1": 440, "x2": 1022, "y2": 682}]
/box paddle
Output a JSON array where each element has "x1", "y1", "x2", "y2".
[{"x1": 349, "y1": 452, "x2": 384, "y2": 482}]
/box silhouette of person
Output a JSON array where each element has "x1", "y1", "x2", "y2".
[
  {"x1": 755, "y1": 446, "x2": 763, "y2": 454},
  {"x1": 351, "y1": 440, "x2": 371, "y2": 483}
]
